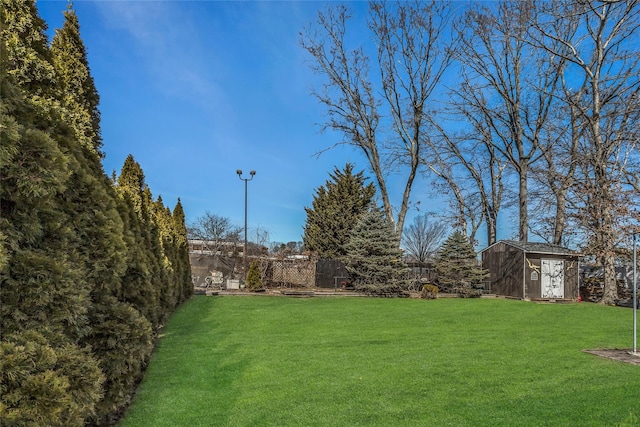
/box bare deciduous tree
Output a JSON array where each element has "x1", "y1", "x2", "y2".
[
  {"x1": 528, "y1": 75, "x2": 583, "y2": 246},
  {"x1": 187, "y1": 212, "x2": 241, "y2": 252},
  {"x1": 450, "y1": 0, "x2": 565, "y2": 242},
  {"x1": 426, "y1": 94, "x2": 507, "y2": 246},
  {"x1": 530, "y1": 0, "x2": 640, "y2": 304},
  {"x1": 301, "y1": 1, "x2": 455, "y2": 239},
  {"x1": 402, "y1": 214, "x2": 448, "y2": 275}
]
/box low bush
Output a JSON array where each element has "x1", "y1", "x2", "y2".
[
  {"x1": 421, "y1": 284, "x2": 439, "y2": 299},
  {"x1": 452, "y1": 285, "x2": 482, "y2": 298},
  {"x1": 356, "y1": 284, "x2": 410, "y2": 298}
]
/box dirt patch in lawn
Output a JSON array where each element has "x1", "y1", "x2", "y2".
[{"x1": 583, "y1": 349, "x2": 640, "y2": 366}]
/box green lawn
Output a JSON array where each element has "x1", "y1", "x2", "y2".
[{"x1": 119, "y1": 296, "x2": 639, "y2": 426}]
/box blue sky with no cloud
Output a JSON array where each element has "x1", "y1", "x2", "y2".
[{"x1": 37, "y1": 0, "x2": 447, "y2": 245}]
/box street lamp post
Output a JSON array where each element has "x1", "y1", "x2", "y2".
[
  {"x1": 237, "y1": 169, "x2": 255, "y2": 284},
  {"x1": 633, "y1": 232, "x2": 637, "y2": 355}
]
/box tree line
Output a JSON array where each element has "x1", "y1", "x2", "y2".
[
  {"x1": 301, "y1": 0, "x2": 640, "y2": 305},
  {"x1": 0, "y1": 2, "x2": 192, "y2": 425},
  {"x1": 302, "y1": 163, "x2": 486, "y2": 296}
]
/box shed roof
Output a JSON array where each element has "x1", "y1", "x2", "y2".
[{"x1": 481, "y1": 240, "x2": 579, "y2": 256}]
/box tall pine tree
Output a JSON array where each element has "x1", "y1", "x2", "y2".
[{"x1": 303, "y1": 163, "x2": 376, "y2": 258}]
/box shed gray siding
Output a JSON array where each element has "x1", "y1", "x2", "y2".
[
  {"x1": 481, "y1": 240, "x2": 579, "y2": 300},
  {"x1": 482, "y1": 241, "x2": 525, "y2": 298}
]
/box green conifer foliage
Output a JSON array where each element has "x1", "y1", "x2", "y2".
[
  {"x1": 1, "y1": 0, "x2": 56, "y2": 100},
  {"x1": 304, "y1": 163, "x2": 376, "y2": 258},
  {"x1": 434, "y1": 231, "x2": 488, "y2": 292},
  {"x1": 117, "y1": 154, "x2": 146, "y2": 214},
  {"x1": 117, "y1": 192, "x2": 156, "y2": 323},
  {"x1": 83, "y1": 296, "x2": 153, "y2": 425},
  {"x1": 1, "y1": 2, "x2": 190, "y2": 423},
  {"x1": 344, "y1": 207, "x2": 407, "y2": 286},
  {"x1": 0, "y1": 0, "x2": 89, "y2": 340},
  {"x1": 172, "y1": 198, "x2": 193, "y2": 302},
  {"x1": 0, "y1": 330, "x2": 104, "y2": 427},
  {"x1": 154, "y1": 195, "x2": 179, "y2": 313},
  {"x1": 245, "y1": 260, "x2": 263, "y2": 291},
  {"x1": 116, "y1": 157, "x2": 164, "y2": 326},
  {"x1": 142, "y1": 186, "x2": 168, "y2": 322},
  {"x1": 50, "y1": 5, "x2": 102, "y2": 155}
]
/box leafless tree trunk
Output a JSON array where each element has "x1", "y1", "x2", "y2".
[
  {"x1": 300, "y1": 1, "x2": 455, "y2": 239},
  {"x1": 452, "y1": 1, "x2": 564, "y2": 242},
  {"x1": 425, "y1": 160, "x2": 484, "y2": 244},
  {"x1": 529, "y1": 80, "x2": 583, "y2": 246},
  {"x1": 530, "y1": 0, "x2": 640, "y2": 304},
  {"x1": 426, "y1": 115, "x2": 506, "y2": 246}
]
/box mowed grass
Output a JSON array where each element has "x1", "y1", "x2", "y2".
[{"x1": 119, "y1": 296, "x2": 640, "y2": 426}]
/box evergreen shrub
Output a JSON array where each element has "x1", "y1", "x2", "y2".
[
  {"x1": 246, "y1": 260, "x2": 263, "y2": 291},
  {"x1": 356, "y1": 284, "x2": 410, "y2": 298},
  {"x1": 421, "y1": 284, "x2": 439, "y2": 299},
  {"x1": 451, "y1": 285, "x2": 482, "y2": 298},
  {"x1": 0, "y1": 330, "x2": 104, "y2": 427}
]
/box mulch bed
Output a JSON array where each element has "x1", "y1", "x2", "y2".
[{"x1": 583, "y1": 349, "x2": 640, "y2": 366}]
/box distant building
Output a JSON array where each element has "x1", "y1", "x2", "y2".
[{"x1": 188, "y1": 239, "x2": 243, "y2": 256}]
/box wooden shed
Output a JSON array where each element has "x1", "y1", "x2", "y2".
[{"x1": 480, "y1": 240, "x2": 580, "y2": 300}]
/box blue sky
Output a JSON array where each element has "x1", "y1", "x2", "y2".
[{"x1": 37, "y1": 0, "x2": 456, "y2": 246}]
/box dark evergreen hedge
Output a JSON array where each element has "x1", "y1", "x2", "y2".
[{"x1": 0, "y1": 2, "x2": 192, "y2": 424}]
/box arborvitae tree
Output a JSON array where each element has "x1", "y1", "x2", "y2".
[
  {"x1": 117, "y1": 154, "x2": 146, "y2": 215},
  {"x1": 173, "y1": 198, "x2": 193, "y2": 302},
  {"x1": 1, "y1": 1, "x2": 104, "y2": 423},
  {"x1": 154, "y1": 195, "x2": 179, "y2": 313},
  {"x1": 434, "y1": 231, "x2": 487, "y2": 292},
  {"x1": 116, "y1": 157, "x2": 164, "y2": 326},
  {"x1": 50, "y1": 5, "x2": 102, "y2": 155},
  {"x1": 245, "y1": 260, "x2": 263, "y2": 291},
  {"x1": 2, "y1": 3, "x2": 189, "y2": 423},
  {"x1": 83, "y1": 296, "x2": 153, "y2": 425},
  {"x1": 0, "y1": 0, "x2": 88, "y2": 340},
  {"x1": 142, "y1": 186, "x2": 168, "y2": 322},
  {"x1": 116, "y1": 190, "x2": 155, "y2": 323},
  {"x1": 344, "y1": 207, "x2": 407, "y2": 286},
  {"x1": 304, "y1": 163, "x2": 376, "y2": 258},
  {"x1": 0, "y1": 330, "x2": 104, "y2": 427},
  {"x1": 1, "y1": 0, "x2": 56, "y2": 100}
]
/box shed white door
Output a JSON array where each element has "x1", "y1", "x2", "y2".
[{"x1": 541, "y1": 259, "x2": 564, "y2": 298}]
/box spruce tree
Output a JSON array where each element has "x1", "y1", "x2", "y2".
[
  {"x1": 434, "y1": 231, "x2": 487, "y2": 294},
  {"x1": 344, "y1": 207, "x2": 407, "y2": 286},
  {"x1": 303, "y1": 163, "x2": 376, "y2": 259}
]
